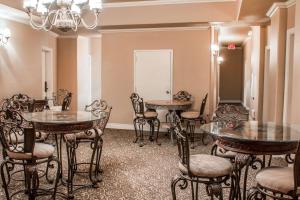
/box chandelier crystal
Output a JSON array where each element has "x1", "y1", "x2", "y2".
[{"x1": 23, "y1": 0, "x2": 103, "y2": 32}]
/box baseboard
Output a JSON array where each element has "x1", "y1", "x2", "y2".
[
  {"x1": 106, "y1": 123, "x2": 204, "y2": 133},
  {"x1": 219, "y1": 100, "x2": 243, "y2": 104},
  {"x1": 106, "y1": 123, "x2": 135, "y2": 130}
]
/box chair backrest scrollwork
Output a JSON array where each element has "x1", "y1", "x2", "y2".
[
  {"x1": 130, "y1": 93, "x2": 145, "y2": 117},
  {"x1": 53, "y1": 89, "x2": 70, "y2": 106},
  {"x1": 173, "y1": 91, "x2": 192, "y2": 101},
  {"x1": 31, "y1": 100, "x2": 48, "y2": 112},
  {"x1": 173, "y1": 127, "x2": 191, "y2": 176},
  {"x1": 0, "y1": 119, "x2": 35, "y2": 159},
  {"x1": 213, "y1": 104, "x2": 249, "y2": 128},
  {"x1": 62, "y1": 93, "x2": 72, "y2": 111},
  {"x1": 85, "y1": 100, "x2": 112, "y2": 133},
  {"x1": 1, "y1": 94, "x2": 33, "y2": 112},
  {"x1": 199, "y1": 93, "x2": 208, "y2": 118}
]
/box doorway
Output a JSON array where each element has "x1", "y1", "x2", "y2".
[
  {"x1": 134, "y1": 50, "x2": 173, "y2": 121},
  {"x1": 41, "y1": 47, "x2": 54, "y2": 100},
  {"x1": 219, "y1": 47, "x2": 244, "y2": 104},
  {"x1": 283, "y1": 29, "x2": 295, "y2": 124}
]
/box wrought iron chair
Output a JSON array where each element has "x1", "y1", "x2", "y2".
[
  {"x1": 130, "y1": 93, "x2": 160, "y2": 147},
  {"x1": 0, "y1": 96, "x2": 48, "y2": 142},
  {"x1": 171, "y1": 114, "x2": 233, "y2": 200},
  {"x1": 61, "y1": 92, "x2": 72, "y2": 111},
  {"x1": 247, "y1": 142, "x2": 300, "y2": 200},
  {"x1": 180, "y1": 93, "x2": 208, "y2": 147},
  {"x1": 31, "y1": 99, "x2": 48, "y2": 112},
  {"x1": 0, "y1": 109, "x2": 60, "y2": 200},
  {"x1": 0, "y1": 94, "x2": 33, "y2": 112},
  {"x1": 63, "y1": 100, "x2": 112, "y2": 187},
  {"x1": 211, "y1": 104, "x2": 250, "y2": 161},
  {"x1": 53, "y1": 89, "x2": 70, "y2": 106}
]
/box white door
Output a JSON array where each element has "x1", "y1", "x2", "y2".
[
  {"x1": 134, "y1": 50, "x2": 173, "y2": 122},
  {"x1": 41, "y1": 48, "x2": 53, "y2": 101}
]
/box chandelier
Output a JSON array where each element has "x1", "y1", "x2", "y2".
[{"x1": 23, "y1": 0, "x2": 103, "y2": 32}]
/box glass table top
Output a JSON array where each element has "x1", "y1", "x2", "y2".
[
  {"x1": 201, "y1": 121, "x2": 300, "y2": 143},
  {"x1": 22, "y1": 111, "x2": 104, "y2": 124}
]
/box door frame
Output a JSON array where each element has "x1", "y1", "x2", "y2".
[
  {"x1": 283, "y1": 28, "x2": 295, "y2": 124},
  {"x1": 41, "y1": 46, "x2": 54, "y2": 99},
  {"x1": 133, "y1": 49, "x2": 174, "y2": 99}
]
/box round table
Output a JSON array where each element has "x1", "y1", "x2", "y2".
[
  {"x1": 201, "y1": 121, "x2": 300, "y2": 155},
  {"x1": 145, "y1": 100, "x2": 193, "y2": 111},
  {"x1": 201, "y1": 121, "x2": 300, "y2": 200},
  {"x1": 22, "y1": 110, "x2": 104, "y2": 199},
  {"x1": 145, "y1": 100, "x2": 193, "y2": 143}
]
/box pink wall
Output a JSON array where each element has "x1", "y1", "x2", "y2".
[
  {"x1": 102, "y1": 29, "x2": 211, "y2": 124},
  {"x1": 0, "y1": 18, "x2": 57, "y2": 100}
]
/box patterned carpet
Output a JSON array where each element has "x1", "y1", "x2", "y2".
[{"x1": 0, "y1": 129, "x2": 286, "y2": 200}]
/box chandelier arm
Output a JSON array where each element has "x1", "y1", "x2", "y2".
[
  {"x1": 68, "y1": 10, "x2": 78, "y2": 32},
  {"x1": 28, "y1": 13, "x2": 50, "y2": 30},
  {"x1": 80, "y1": 11, "x2": 99, "y2": 30}
]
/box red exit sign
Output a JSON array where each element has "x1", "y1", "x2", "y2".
[{"x1": 228, "y1": 43, "x2": 236, "y2": 49}]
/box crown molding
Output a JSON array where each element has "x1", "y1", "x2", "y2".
[
  {"x1": 104, "y1": 0, "x2": 236, "y2": 8},
  {"x1": 0, "y1": 3, "x2": 59, "y2": 38},
  {"x1": 100, "y1": 25, "x2": 210, "y2": 33},
  {"x1": 266, "y1": 0, "x2": 296, "y2": 18}
]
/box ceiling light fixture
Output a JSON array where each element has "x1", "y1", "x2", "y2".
[
  {"x1": 0, "y1": 28, "x2": 11, "y2": 47},
  {"x1": 23, "y1": 0, "x2": 103, "y2": 32}
]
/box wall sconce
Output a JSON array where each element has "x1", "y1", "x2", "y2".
[
  {"x1": 211, "y1": 44, "x2": 220, "y2": 56},
  {"x1": 217, "y1": 56, "x2": 224, "y2": 64},
  {"x1": 0, "y1": 28, "x2": 11, "y2": 47}
]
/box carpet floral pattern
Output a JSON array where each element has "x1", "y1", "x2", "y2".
[{"x1": 0, "y1": 129, "x2": 286, "y2": 200}]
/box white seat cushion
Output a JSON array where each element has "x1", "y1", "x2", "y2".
[
  {"x1": 181, "y1": 111, "x2": 199, "y2": 119},
  {"x1": 10, "y1": 132, "x2": 48, "y2": 144},
  {"x1": 179, "y1": 154, "x2": 232, "y2": 178},
  {"x1": 7, "y1": 143, "x2": 55, "y2": 160},
  {"x1": 64, "y1": 129, "x2": 103, "y2": 142},
  {"x1": 256, "y1": 167, "x2": 298, "y2": 195},
  {"x1": 136, "y1": 111, "x2": 158, "y2": 119},
  {"x1": 216, "y1": 147, "x2": 237, "y2": 158}
]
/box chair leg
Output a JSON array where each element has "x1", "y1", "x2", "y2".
[
  {"x1": 51, "y1": 157, "x2": 61, "y2": 200},
  {"x1": 171, "y1": 175, "x2": 188, "y2": 200},
  {"x1": 247, "y1": 187, "x2": 260, "y2": 200},
  {"x1": 95, "y1": 136, "x2": 104, "y2": 182},
  {"x1": 133, "y1": 118, "x2": 139, "y2": 143},
  {"x1": 66, "y1": 141, "x2": 76, "y2": 199},
  {"x1": 154, "y1": 118, "x2": 161, "y2": 145},
  {"x1": 45, "y1": 158, "x2": 54, "y2": 184},
  {"x1": 1, "y1": 161, "x2": 10, "y2": 200},
  {"x1": 148, "y1": 121, "x2": 154, "y2": 141}
]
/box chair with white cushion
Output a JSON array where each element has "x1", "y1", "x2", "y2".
[
  {"x1": 130, "y1": 93, "x2": 160, "y2": 147},
  {"x1": 0, "y1": 109, "x2": 60, "y2": 200},
  {"x1": 63, "y1": 99, "x2": 111, "y2": 185},
  {"x1": 181, "y1": 93, "x2": 208, "y2": 147},
  {"x1": 171, "y1": 114, "x2": 233, "y2": 200},
  {"x1": 248, "y1": 142, "x2": 300, "y2": 200}
]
